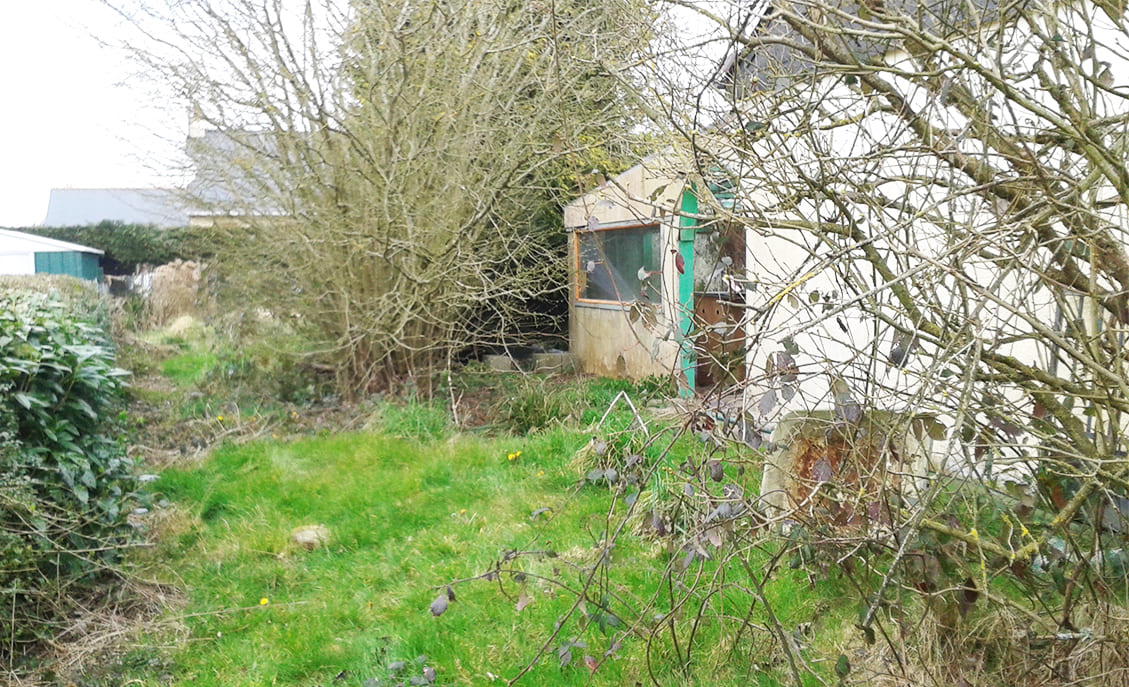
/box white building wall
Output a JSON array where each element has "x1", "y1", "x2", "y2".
[
  {"x1": 0, "y1": 253, "x2": 35, "y2": 276},
  {"x1": 712, "y1": 6, "x2": 1129, "y2": 480}
]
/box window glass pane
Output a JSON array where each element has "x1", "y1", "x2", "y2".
[{"x1": 577, "y1": 225, "x2": 661, "y2": 303}]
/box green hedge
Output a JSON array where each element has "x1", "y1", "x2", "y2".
[
  {"x1": 19, "y1": 221, "x2": 214, "y2": 275},
  {"x1": 0, "y1": 287, "x2": 138, "y2": 663}
]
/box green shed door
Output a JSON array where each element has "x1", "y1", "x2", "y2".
[{"x1": 34, "y1": 252, "x2": 104, "y2": 282}]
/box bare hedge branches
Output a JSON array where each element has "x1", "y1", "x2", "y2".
[{"x1": 110, "y1": 0, "x2": 649, "y2": 395}]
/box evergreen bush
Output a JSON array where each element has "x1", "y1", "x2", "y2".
[
  {"x1": 0, "y1": 289, "x2": 138, "y2": 662},
  {"x1": 20, "y1": 221, "x2": 213, "y2": 274}
]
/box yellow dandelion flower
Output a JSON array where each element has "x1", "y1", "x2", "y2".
[{"x1": 260, "y1": 597, "x2": 269, "y2": 606}]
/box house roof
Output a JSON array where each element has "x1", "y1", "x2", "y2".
[
  {"x1": 716, "y1": 0, "x2": 1002, "y2": 94},
  {"x1": 186, "y1": 129, "x2": 285, "y2": 217},
  {"x1": 42, "y1": 188, "x2": 189, "y2": 228},
  {"x1": 0, "y1": 229, "x2": 104, "y2": 256}
]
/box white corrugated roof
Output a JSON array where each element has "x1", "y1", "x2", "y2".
[{"x1": 0, "y1": 229, "x2": 104, "y2": 256}]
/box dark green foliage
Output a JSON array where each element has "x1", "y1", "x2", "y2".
[
  {"x1": 0, "y1": 290, "x2": 138, "y2": 663},
  {"x1": 20, "y1": 221, "x2": 213, "y2": 274}
]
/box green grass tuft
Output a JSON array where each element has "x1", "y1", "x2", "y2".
[{"x1": 161, "y1": 349, "x2": 219, "y2": 387}]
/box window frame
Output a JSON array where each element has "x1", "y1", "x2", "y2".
[{"x1": 573, "y1": 222, "x2": 663, "y2": 306}]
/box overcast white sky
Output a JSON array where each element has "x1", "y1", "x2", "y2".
[
  {"x1": 0, "y1": 2, "x2": 183, "y2": 227},
  {"x1": 0, "y1": 1, "x2": 728, "y2": 229}
]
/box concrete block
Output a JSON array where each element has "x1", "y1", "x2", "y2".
[
  {"x1": 484, "y1": 354, "x2": 515, "y2": 371},
  {"x1": 532, "y1": 351, "x2": 576, "y2": 373},
  {"x1": 760, "y1": 410, "x2": 937, "y2": 525}
]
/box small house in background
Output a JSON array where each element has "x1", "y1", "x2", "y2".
[
  {"x1": 0, "y1": 229, "x2": 104, "y2": 282},
  {"x1": 564, "y1": 154, "x2": 747, "y2": 391},
  {"x1": 40, "y1": 118, "x2": 278, "y2": 231},
  {"x1": 184, "y1": 122, "x2": 286, "y2": 228}
]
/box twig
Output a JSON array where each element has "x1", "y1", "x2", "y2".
[{"x1": 737, "y1": 555, "x2": 805, "y2": 687}]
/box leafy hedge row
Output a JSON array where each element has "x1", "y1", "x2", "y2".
[
  {"x1": 19, "y1": 221, "x2": 213, "y2": 274},
  {"x1": 0, "y1": 286, "x2": 138, "y2": 663}
]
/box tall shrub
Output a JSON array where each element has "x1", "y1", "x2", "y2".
[
  {"x1": 0, "y1": 289, "x2": 137, "y2": 663},
  {"x1": 112, "y1": 0, "x2": 650, "y2": 394}
]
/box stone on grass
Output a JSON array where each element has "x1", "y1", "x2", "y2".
[
  {"x1": 531, "y1": 351, "x2": 576, "y2": 373},
  {"x1": 290, "y1": 524, "x2": 331, "y2": 550}
]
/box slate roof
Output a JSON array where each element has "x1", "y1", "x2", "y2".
[
  {"x1": 185, "y1": 129, "x2": 285, "y2": 217},
  {"x1": 716, "y1": 0, "x2": 1003, "y2": 95},
  {"x1": 40, "y1": 127, "x2": 289, "y2": 228},
  {"x1": 42, "y1": 188, "x2": 189, "y2": 228}
]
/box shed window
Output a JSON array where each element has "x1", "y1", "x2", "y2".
[{"x1": 576, "y1": 225, "x2": 661, "y2": 303}]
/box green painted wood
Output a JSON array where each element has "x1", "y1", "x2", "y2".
[
  {"x1": 34, "y1": 252, "x2": 103, "y2": 282},
  {"x1": 678, "y1": 186, "x2": 698, "y2": 394}
]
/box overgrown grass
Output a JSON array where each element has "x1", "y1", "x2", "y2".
[
  {"x1": 39, "y1": 308, "x2": 1128, "y2": 686},
  {"x1": 104, "y1": 326, "x2": 872, "y2": 686},
  {"x1": 132, "y1": 428, "x2": 621, "y2": 685},
  {"x1": 115, "y1": 406, "x2": 875, "y2": 687}
]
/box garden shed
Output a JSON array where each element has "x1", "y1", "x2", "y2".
[
  {"x1": 0, "y1": 229, "x2": 104, "y2": 282},
  {"x1": 563, "y1": 154, "x2": 747, "y2": 391}
]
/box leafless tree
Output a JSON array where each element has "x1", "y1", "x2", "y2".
[{"x1": 109, "y1": 0, "x2": 650, "y2": 394}]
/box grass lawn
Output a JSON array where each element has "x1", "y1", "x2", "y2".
[
  {"x1": 120, "y1": 391, "x2": 754, "y2": 686},
  {"x1": 107, "y1": 340, "x2": 862, "y2": 687},
  {"x1": 138, "y1": 424, "x2": 624, "y2": 686},
  {"x1": 22, "y1": 318, "x2": 1124, "y2": 687}
]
